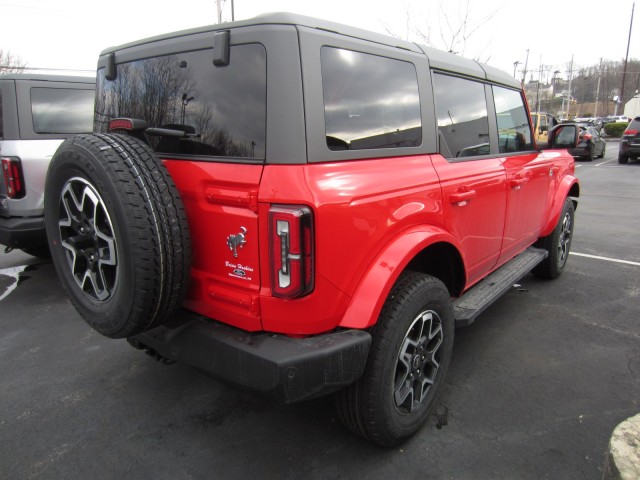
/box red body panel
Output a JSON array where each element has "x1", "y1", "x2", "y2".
[
  {"x1": 164, "y1": 149, "x2": 576, "y2": 335},
  {"x1": 164, "y1": 160, "x2": 263, "y2": 331}
]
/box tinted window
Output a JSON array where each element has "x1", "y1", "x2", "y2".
[
  {"x1": 433, "y1": 73, "x2": 489, "y2": 159},
  {"x1": 95, "y1": 43, "x2": 266, "y2": 159},
  {"x1": 0, "y1": 88, "x2": 3, "y2": 138},
  {"x1": 493, "y1": 86, "x2": 532, "y2": 153},
  {"x1": 321, "y1": 47, "x2": 421, "y2": 151},
  {"x1": 31, "y1": 88, "x2": 94, "y2": 134}
]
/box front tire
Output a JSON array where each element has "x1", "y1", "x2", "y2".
[
  {"x1": 532, "y1": 197, "x2": 574, "y2": 279},
  {"x1": 335, "y1": 272, "x2": 454, "y2": 446},
  {"x1": 44, "y1": 133, "x2": 191, "y2": 338}
]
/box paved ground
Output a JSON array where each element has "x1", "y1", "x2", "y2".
[{"x1": 1, "y1": 142, "x2": 638, "y2": 480}]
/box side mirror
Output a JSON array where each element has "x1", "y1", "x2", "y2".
[{"x1": 540, "y1": 124, "x2": 579, "y2": 150}]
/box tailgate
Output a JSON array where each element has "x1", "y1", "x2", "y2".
[{"x1": 164, "y1": 160, "x2": 263, "y2": 331}]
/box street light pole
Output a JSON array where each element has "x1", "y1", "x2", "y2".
[
  {"x1": 513, "y1": 61, "x2": 521, "y2": 78},
  {"x1": 620, "y1": 2, "x2": 635, "y2": 108}
]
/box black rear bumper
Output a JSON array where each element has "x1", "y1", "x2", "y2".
[
  {"x1": 0, "y1": 215, "x2": 46, "y2": 249},
  {"x1": 129, "y1": 312, "x2": 372, "y2": 403}
]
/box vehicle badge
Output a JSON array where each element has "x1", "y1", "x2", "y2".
[{"x1": 227, "y1": 227, "x2": 247, "y2": 258}]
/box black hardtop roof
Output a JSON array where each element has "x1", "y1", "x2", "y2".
[
  {"x1": 98, "y1": 12, "x2": 519, "y2": 89},
  {"x1": 0, "y1": 72, "x2": 95, "y2": 83}
]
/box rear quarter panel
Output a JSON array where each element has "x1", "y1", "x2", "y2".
[{"x1": 258, "y1": 154, "x2": 446, "y2": 334}]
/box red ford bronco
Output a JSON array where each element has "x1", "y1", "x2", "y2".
[{"x1": 45, "y1": 13, "x2": 580, "y2": 446}]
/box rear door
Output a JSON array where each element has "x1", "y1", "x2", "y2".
[{"x1": 431, "y1": 72, "x2": 507, "y2": 286}]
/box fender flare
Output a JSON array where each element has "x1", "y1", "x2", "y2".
[
  {"x1": 339, "y1": 226, "x2": 462, "y2": 329},
  {"x1": 540, "y1": 176, "x2": 580, "y2": 237}
]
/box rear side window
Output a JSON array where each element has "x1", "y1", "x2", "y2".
[
  {"x1": 320, "y1": 47, "x2": 421, "y2": 151},
  {"x1": 492, "y1": 86, "x2": 532, "y2": 153},
  {"x1": 95, "y1": 43, "x2": 267, "y2": 159},
  {"x1": 433, "y1": 73, "x2": 489, "y2": 159},
  {"x1": 31, "y1": 88, "x2": 94, "y2": 134}
]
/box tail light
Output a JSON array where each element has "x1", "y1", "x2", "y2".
[
  {"x1": 1, "y1": 157, "x2": 25, "y2": 199},
  {"x1": 108, "y1": 118, "x2": 148, "y2": 136},
  {"x1": 623, "y1": 129, "x2": 638, "y2": 136},
  {"x1": 580, "y1": 133, "x2": 592, "y2": 141},
  {"x1": 269, "y1": 205, "x2": 314, "y2": 298}
]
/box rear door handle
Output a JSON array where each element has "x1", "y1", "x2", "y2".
[
  {"x1": 450, "y1": 190, "x2": 476, "y2": 205},
  {"x1": 510, "y1": 178, "x2": 528, "y2": 189}
]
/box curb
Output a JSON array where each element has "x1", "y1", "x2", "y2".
[{"x1": 603, "y1": 413, "x2": 640, "y2": 479}]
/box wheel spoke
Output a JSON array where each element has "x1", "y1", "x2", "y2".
[
  {"x1": 58, "y1": 177, "x2": 118, "y2": 302},
  {"x1": 394, "y1": 308, "x2": 444, "y2": 414}
]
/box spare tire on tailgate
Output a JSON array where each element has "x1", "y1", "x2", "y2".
[{"x1": 44, "y1": 133, "x2": 191, "y2": 338}]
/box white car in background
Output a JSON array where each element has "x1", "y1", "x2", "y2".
[{"x1": 0, "y1": 73, "x2": 95, "y2": 256}]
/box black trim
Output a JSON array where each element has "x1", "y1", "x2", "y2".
[
  {"x1": 0, "y1": 215, "x2": 46, "y2": 249},
  {"x1": 129, "y1": 311, "x2": 372, "y2": 403}
]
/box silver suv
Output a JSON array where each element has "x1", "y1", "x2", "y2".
[{"x1": 0, "y1": 73, "x2": 95, "y2": 256}]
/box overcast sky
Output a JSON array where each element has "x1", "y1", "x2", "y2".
[{"x1": 1, "y1": 0, "x2": 638, "y2": 83}]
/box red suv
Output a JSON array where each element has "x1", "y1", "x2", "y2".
[{"x1": 44, "y1": 14, "x2": 580, "y2": 446}]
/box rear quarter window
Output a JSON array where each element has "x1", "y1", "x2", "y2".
[
  {"x1": 320, "y1": 47, "x2": 422, "y2": 151},
  {"x1": 31, "y1": 88, "x2": 94, "y2": 134}
]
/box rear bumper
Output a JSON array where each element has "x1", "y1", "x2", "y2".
[
  {"x1": 0, "y1": 215, "x2": 46, "y2": 249},
  {"x1": 129, "y1": 311, "x2": 372, "y2": 403},
  {"x1": 620, "y1": 140, "x2": 640, "y2": 156}
]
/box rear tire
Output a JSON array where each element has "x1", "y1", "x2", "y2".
[
  {"x1": 618, "y1": 154, "x2": 629, "y2": 164},
  {"x1": 44, "y1": 133, "x2": 191, "y2": 338},
  {"x1": 335, "y1": 271, "x2": 454, "y2": 446},
  {"x1": 532, "y1": 197, "x2": 574, "y2": 279}
]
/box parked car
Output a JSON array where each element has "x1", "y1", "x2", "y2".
[
  {"x1": 44, "y1": 13, "x2": 580, "y2": 446},
  {"x1": 0, "y1": 73, "x2": 95, "y2": 256},
  {"x1": 569, "y1": 125, "x2": 606, "y2": 161},
  {"x1": 572, "y1": 116, "x2": 603, "y2": 131},
  {"x1": 604, "y1": 115, "x2": 630, "y2": 124},
  {"x1": 618, "y1": 116, "x2": 640, "y2": 164}
]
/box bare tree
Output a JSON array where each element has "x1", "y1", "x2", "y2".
[
  {"x1": 0, "y1": 49, "x2": 26, "y2": 74},
  {"x1": 382, "y1": 0, "x2": 500, "y2": 62}
]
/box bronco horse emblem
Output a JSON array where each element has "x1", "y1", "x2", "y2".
[{"x1": 227, "y1": 227, "x2": 247, "y2": 258}]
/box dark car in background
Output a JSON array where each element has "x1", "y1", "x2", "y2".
[
  {"x1": 569, "y1": 125, "x2": 605, "y2": 161},
  {"x1": 0, "y1": 73, "x2": 95, "y2": 256},
  {"x1": 618, "y1": 116, "x2": 640, "y2": 164}
]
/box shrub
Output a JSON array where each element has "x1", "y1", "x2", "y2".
[{"x1": 603, "y1": 122, "x2": 628, "y2": 137}]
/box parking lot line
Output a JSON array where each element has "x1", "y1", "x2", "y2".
[{"x1": 570, "y1": 252, "x2": 640, "y2": 267}]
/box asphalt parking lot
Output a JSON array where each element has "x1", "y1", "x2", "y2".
[{"x1": 1, "y1": 141, "x2": 638, "y2": 480}]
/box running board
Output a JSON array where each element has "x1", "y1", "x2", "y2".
[{"x1": 453, "y1": 247, "x2": 548, "y2": 327}]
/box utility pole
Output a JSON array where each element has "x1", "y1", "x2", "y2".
[
  {"x1": 594, "y1": 58, "x2": 603, "y2": 118},
  {"x1": 535, "y1": 56, "x2": 543, "y2": 114},
  {"x1": 521, "y1": 49, "x2": 530, "y2": 85},
  {"x1": 620, "y1": 2, "x2": 635, "y2": 108},
  {"x1": 566, "y1": 54, "x2": 574, "y2": 119}
]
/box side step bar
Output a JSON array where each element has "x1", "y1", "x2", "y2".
[{"x1": 453, "y1": 247, "x2": 548, "y2": 327}]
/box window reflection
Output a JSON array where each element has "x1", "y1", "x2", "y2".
[
  {"x1": 493, "y1": 86, "x2": 532, "y2": 153},
  {"x1": 433, "y1": 73, "x2": 489, "y2": 159},
  {"x1": 95, "y1": 43, "x2": 266, "y2": 159},
  {"x1": 31, "y1": 88, "x2": 94, "y2": 134},
  {"x1": 321, "y1": 47, "x2": 422, "y2": 151},
  {"x1": 0, "y1": 90, "x2": 3, "y2": 137}
]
